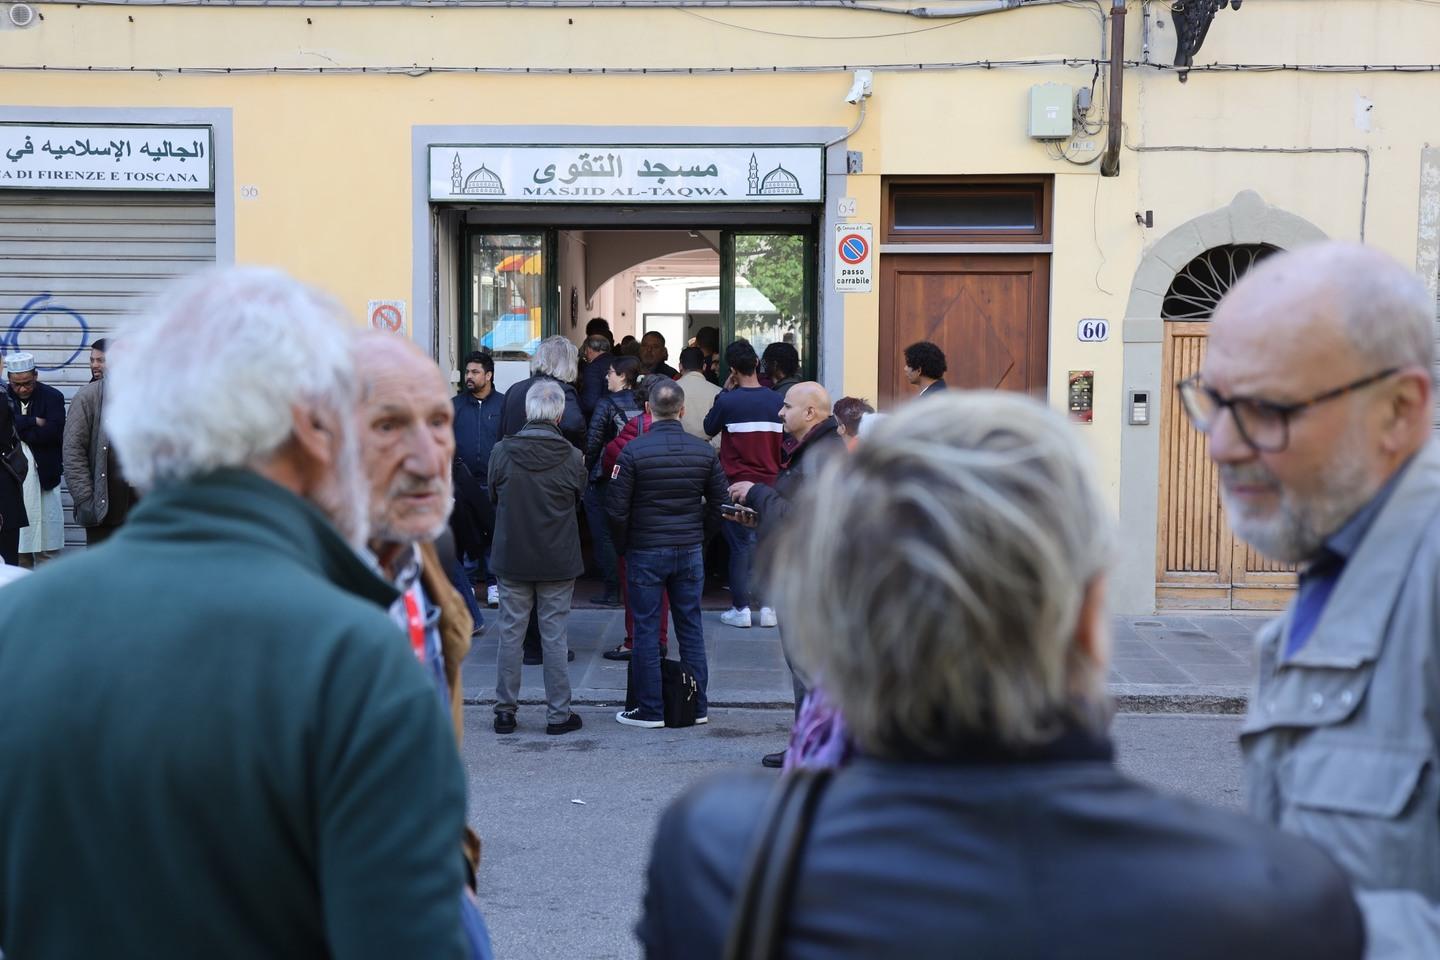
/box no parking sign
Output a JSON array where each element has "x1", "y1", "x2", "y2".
[
  {"x1": 833, "y1": 223, "x2": 872, "y2": 293},
  {"x1": 368, "y1": 299, "x2": 407, "y2": 336}
]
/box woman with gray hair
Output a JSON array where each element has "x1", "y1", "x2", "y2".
[
  {"x1": 499, "y1": 335, "x2": 587, "y2": 447},
  {"x1": 638, "y1": 392, "x2": 1364, "y2": 959}
]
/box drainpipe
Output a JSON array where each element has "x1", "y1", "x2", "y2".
[{"x1": 1100, "y1": 0, "x2": 1127, "y2": 178}]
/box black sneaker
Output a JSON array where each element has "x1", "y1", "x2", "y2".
[
  {"x1": 602, "y1": 643, "x2": 632, "y2": 661},
  {"x1": 546, "y1": 713, "x2": 584, "y2": 736},
  {"x1": 761, "y1": 750, "x2": 786, "y2": 768},
  {"x1": 615, "y1": 708, "x2": 664, "y2": 729},
  {"x1": 494, "y1": 713, "x2": 517, "y2": 735}
]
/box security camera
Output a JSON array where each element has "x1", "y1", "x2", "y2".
[{"x1": 844, "y1": 70, "x2": 874, "y2": 105}]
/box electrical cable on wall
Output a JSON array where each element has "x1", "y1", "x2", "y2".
[{"x1": 9, "y1": 58, "x2": 1437, "y2": 76}]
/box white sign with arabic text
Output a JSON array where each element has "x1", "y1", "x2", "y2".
[
  {"x1": 0, "y1": 124, "x2": 214, "y2": 191},
  {"x1": 430, "y1": 145, "x2": 823, "y2": 204}
]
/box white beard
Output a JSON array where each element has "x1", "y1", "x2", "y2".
[
  {"x1": 1220, "y1": 421, "x2": 1376, "y2": 565},
  {"x1": 316, "y1": 420, "x2": 371, "y2": 551},
  {"x1": 369, "y1": 474, "x2": 454, "y2": 549}
]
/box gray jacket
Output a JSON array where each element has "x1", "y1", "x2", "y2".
[
  {"x1": 1241, "y1": 439, "x2": 1440, "y2": 959},
  {"x1": 60, "y1": 379, "x2": 109, "y2": 527}
]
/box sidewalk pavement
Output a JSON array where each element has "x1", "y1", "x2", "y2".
[{"x1": 462, "y1": 610, "x2": 1269, "y2": 715}]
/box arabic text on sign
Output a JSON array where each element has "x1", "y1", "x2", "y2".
[{"x1": 5, "y1": 137, "x2": 205, "y2": 164}]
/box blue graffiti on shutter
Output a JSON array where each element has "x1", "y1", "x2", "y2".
[{"x1": 2, "y1": 294, "x2": 91, "y2": 372}]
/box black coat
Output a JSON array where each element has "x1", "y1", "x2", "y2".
[
  {"x1": 605, "y1": 419, "x2": 729, "y2": 555},
  {"x1": 10, "y1": 381, "x2": 65, "y2": 491},
  {"x1": 500, "y1": 375, "x2": 586, "y2": 449},
  {"x1": 0, "y1": 391, "x2": 28, "y2": 533},
  {"x1": 487, "y1": 421, "x2": 586, "y2": 582},
  {"x1": 584, "y1": 389, "x2": 642, "y2": 479},
  {"x1": 578, "y1": 353, "x2": 613, "y2": 422},
  {"x1": 745, "y1": 416, "x2": 844, "y2": 545},
  {"x1": 639, "y1": 733, "x2": 1365, "y2": 960},
  {"x1": 448, "y1": 460, "x2": 493, "y2": 565}
]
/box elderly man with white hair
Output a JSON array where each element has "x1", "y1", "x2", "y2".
[
  {"x1": 487, "y1": 379, "x2": 587, "y2": 736},
  {"x1": 0, "y1": 267, "x2": 471, "y2": 959},
  {"x1": 640, "y1": 392, "x2": 1364, "y2": 958},
  {"x1": 498, "y1": 335, "x2": 586, "y2": 666},
  {"x1": 1192, "y1": 242, "x2": 1440, "y2": 959}
]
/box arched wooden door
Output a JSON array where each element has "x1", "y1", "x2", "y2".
[{"x1": 1155, "y1": 321, "x2": 1296, "y2": 611}]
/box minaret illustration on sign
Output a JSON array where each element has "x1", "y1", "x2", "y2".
[
  {"x1": 451, "y1": 153, "x2": 463, "y2": 194},
  {"x1": 747, "y1": 153, "x2": 760, "y2": 195}
]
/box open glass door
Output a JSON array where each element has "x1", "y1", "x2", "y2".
[
  {"x1": 720, "y1": 228, "x2": 818, "y2": 380},
  {"x1": 461, "y1": 230, "x2": 552, "y2": 359}
]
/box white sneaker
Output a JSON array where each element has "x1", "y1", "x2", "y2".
[
  {"x1": 616, "y1": 709, "x2": 664, "y2": 729},
  {"x1": 720, "y1": 607, "x2": 752, "y2": 628},
  {"x1": 486, "y1": 584, "x2": 499, "y2": 607},
  {"x1": 758, "y1": 607, "x2": 778, "y2": 628}
]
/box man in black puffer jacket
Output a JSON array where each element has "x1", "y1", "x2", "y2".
[{"x1": 606, "y1": 378, "x2": 730, "y2": 729}]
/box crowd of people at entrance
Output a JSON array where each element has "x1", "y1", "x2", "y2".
[
  {"x1": 445, "y1": 313, "x2": 886, "y2": 740},
  {"x1": 2, "y1": 239, "x2": 1440, "y2": 958}
]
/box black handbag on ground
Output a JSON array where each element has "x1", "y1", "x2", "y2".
[
  {"x1": 722, "y1": 769, "x2": 834, "y2": 960},
  {"x1": 625, "y1": 654, "x2": 702, "y2": 728}
]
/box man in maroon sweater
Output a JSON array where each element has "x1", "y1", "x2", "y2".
[{"x1": 703, "y1": 340, "x2": 783, "y2": 629}]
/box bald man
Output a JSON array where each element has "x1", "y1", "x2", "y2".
[
  {"x1": 1191, "y1": 243, "x2": 1439, "y2": 958},
  {"x1": 354, "y1": 333, "x2": 473, "y2": 729},
  {"x1": 353, "y1": 332, "x2": 490, "y2": 943},
  {"x1": 729, "y1": 381, "x2": 845, "y2": 766}
]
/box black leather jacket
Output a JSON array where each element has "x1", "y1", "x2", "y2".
[
  {"x1": 639, "y1": 732, "x2": 1364, "y2": 959},
  {"x1": 584, "y1": 389, "x2": 641, "y2": 479},
  {"x1": 604, "y1": 419, "x2": 729, "y2": 554}
]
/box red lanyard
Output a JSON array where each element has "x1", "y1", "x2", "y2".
[{"x1": 403, "y1": 589, "x2": 426, "y2": 662}]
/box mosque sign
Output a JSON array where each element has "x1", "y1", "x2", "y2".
[
  {"x1": 429, "y1": 145, "x2": 823, "y2": 203},
  {"x1": 0, "y1": 123, "x2": 213, "y2": 191}
]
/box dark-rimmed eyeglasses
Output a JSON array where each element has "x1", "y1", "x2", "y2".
[{"x1": 1177, "y1": 367, "x2": 1399, "y2": 453}]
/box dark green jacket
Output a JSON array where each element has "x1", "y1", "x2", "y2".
[
  {"x1": 487, "y1": 420, "x2": 586, "y2": 582},
  {"x1": 0, "y1": 469, "x2": 467, "y2": 959}
]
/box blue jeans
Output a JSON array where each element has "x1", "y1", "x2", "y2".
[
  {"x1": 628, "y1": 545, "x2": 708, "y2": 721},
  {"x1": 584, "y1": 481, "x2": 618, "y2": 594},
  {"x1": 721, "y1": 520, "x2": 758, "y2": 610}
]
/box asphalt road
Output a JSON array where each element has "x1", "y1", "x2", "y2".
[{"x1": 464, "y1": 707, "x2": 1246, "y2": 959}]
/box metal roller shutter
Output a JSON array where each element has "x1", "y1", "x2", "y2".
[{"x1": 0, "y1": 191, "x2": 216, "y2": 547}]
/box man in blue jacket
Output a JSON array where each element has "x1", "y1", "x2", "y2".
[
  {"x1": 452, "y1": 350, "x2": 505, "y2": 607},
  {"x1": 5, "y1": 351, "x2": 65, "y2": 566}
]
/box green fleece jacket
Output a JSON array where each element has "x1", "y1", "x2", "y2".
[{"x1": 0, "y1": 469, "x2": 467, "y2": 959}]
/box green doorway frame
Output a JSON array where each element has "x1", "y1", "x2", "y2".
[{"x1": 459, "y1": 221, "x2": 819, "y2": 375}]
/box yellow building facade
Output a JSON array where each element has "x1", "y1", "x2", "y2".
[{"x1": 2, "y1": 0, "x2": 1437, "y2": 613}]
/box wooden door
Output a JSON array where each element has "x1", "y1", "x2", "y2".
[
  {"x1": 878, "y1": 253, "x2": 1050, "y2": 408},
  {"x1": 1156, "y1": 322, "x2": 1296, "y2": 610}
]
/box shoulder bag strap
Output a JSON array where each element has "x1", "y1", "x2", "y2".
[{"x1": 721, "y1": 769, "x2": 833, "y2": 960}]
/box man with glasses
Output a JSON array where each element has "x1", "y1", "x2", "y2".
[{"x1": 1190, "y1": 242, "x2": 1439, "y2": 958}]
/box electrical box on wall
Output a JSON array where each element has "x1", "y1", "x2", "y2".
[{"x1": 1029, "y1": 84, "x2": 1074, "y2": 140}]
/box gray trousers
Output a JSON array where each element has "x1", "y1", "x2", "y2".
[{"x1": 494, "y1": 577, "x2": 574, "y2": 725}]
